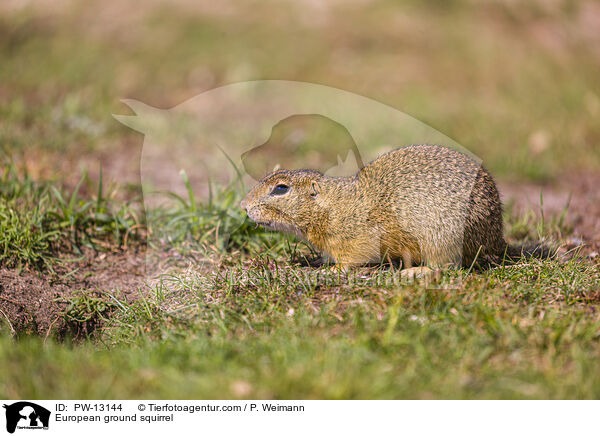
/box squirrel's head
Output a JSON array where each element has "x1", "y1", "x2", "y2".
[{"x1": 240, "y1": 169, "x2": 327, "y2": 237}]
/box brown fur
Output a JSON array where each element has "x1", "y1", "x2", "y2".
[{"x1": 241, "y1": 144, "x2": 527, "y2": 268}]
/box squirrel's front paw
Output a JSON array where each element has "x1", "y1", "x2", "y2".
[{"x1": 328, "y1": 263, "x2": 349, "y2": 274}]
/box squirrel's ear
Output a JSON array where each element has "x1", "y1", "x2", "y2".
[{"x1": 310, "y1": 181, "x2": 320, "y2": 197}]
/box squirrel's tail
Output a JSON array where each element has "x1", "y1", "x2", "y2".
[{"x1": 503, "y1": 241, "x2": 554, "y2": 263}]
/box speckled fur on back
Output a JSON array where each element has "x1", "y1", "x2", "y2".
[{"x1": 241, "y1": 144, "x2": 513, "y2": 268}]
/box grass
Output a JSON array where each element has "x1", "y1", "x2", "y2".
[
  {"x1": 0, "y1": 162, "x2": 141, "y2": 269},
  {"x1": 2, "y1": 255, "x2": 599, "y2": 399},
  {"x1": 1, "y1": 0, "x2": 600, "y2": 399},
  {"x1": 147, "y1": 170, "x2": 279, "y2": 254}
]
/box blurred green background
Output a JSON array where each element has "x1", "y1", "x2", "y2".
[{"x1": 1, "y1": 0, "x2": 599, "y2": 184}]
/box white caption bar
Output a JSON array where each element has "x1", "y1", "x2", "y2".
[{"x1": 1, "y1": 400, "x2": 597, "y2": 436}]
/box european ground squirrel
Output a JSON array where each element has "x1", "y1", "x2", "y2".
[{"x1": 240, "y1": 144, "x2": 547, "y2": 271}]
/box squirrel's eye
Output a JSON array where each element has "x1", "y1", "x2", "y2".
[{"x1": 270, "y1": 184, "x2": 290, "y2": 196}]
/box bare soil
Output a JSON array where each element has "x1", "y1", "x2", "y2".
[
  {"x1": 499, "y1": 171, "x2": 600, "y2": 254},
  {"x1": 0, "y1": 249, "x2": 145, "y2": 339}
]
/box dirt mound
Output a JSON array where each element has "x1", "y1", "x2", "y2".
[{"x1": 0, "y1": 250, "x2": 144, "y2": 339}]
